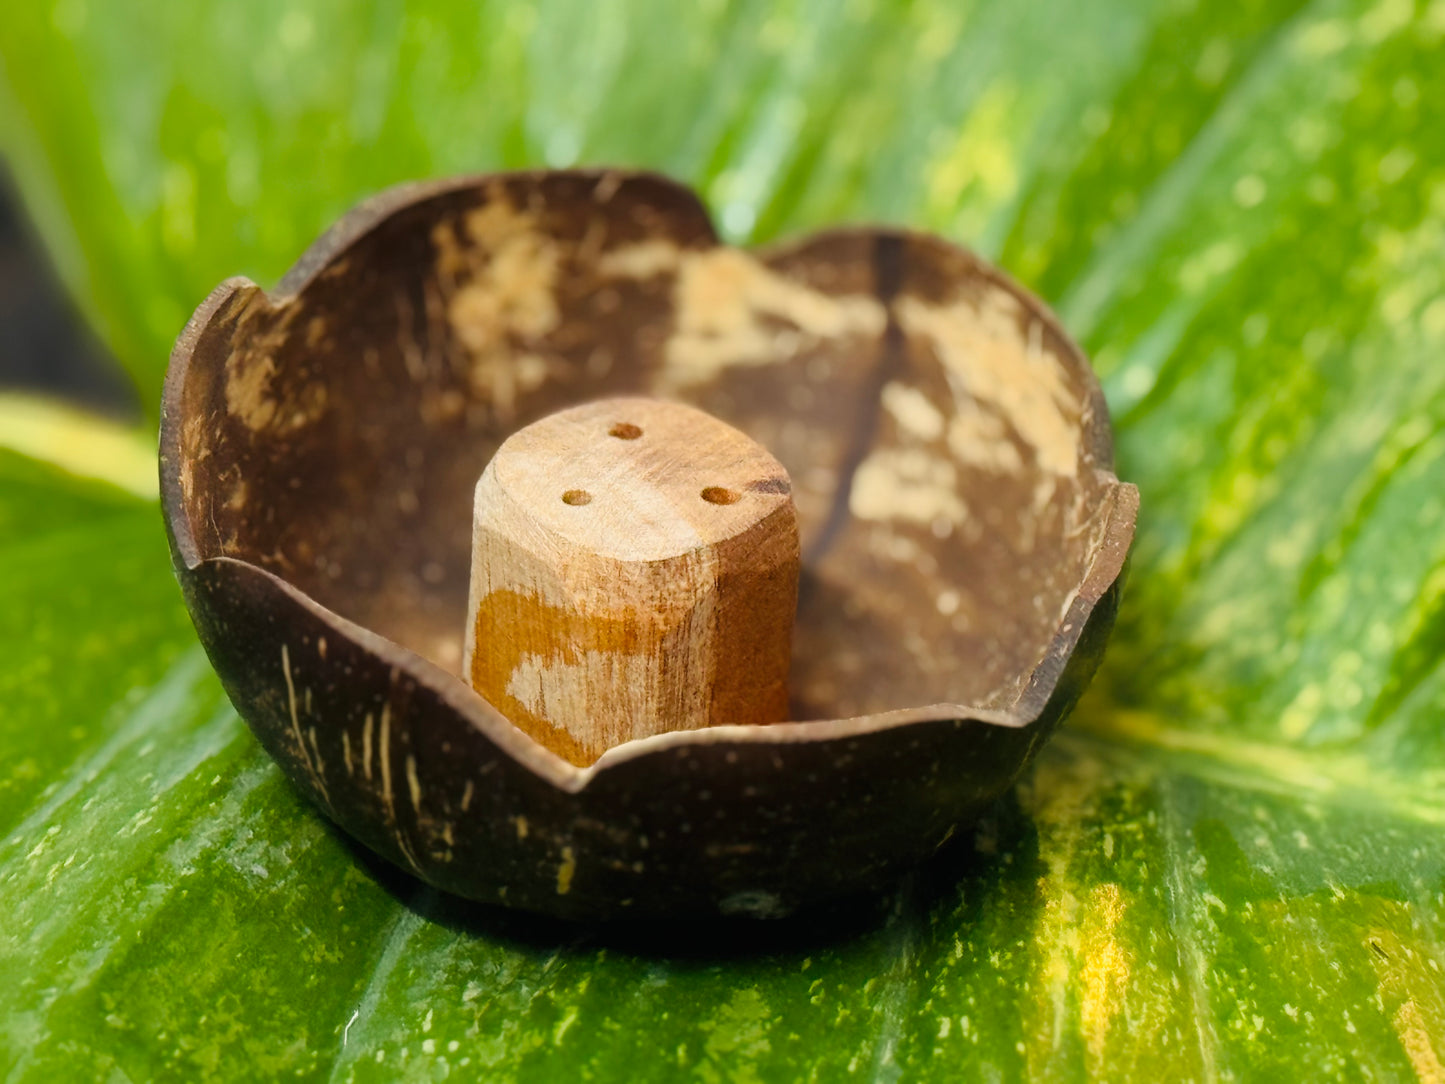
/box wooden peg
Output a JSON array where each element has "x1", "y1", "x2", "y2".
[{"x1": 463, "y1": 397, "x2": 800, "y2": 766}]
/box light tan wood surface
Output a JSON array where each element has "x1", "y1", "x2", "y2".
[{"x1": 464, "y1": 397, "x2": 800, "y2": 766}]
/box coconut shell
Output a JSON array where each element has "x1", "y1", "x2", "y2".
[{"x1": 160, "y1": 170, "x2": 1137, "y2": 920}]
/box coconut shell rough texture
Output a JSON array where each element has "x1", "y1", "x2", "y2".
[{"x1": 159, "y1": 170, "x2": 1138, "y2": 920}]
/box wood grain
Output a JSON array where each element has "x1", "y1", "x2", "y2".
[{"x1": 463, "y1": 397, "x2": 799, "y2": 766}]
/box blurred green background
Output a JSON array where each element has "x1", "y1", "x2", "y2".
[{"x1": 1, "y1": 0, "x2": 1443, "y2": 1080}]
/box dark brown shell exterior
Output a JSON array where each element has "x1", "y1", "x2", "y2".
[{"x1": 160, "y1": 170, "x2": 1138, "y2": 920}]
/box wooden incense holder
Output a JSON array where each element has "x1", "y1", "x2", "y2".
[
  {"x1": 463, "y1": 397, "x2": 800, "y2": 766},
  {"x1": 162, "y1": 170, "x2": 1138, "y2": 919}
]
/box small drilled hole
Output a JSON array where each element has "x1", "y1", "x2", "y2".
[
  {"x1": 609, "y1": 423, "x2": 642, "y2": 440},
  {"x1": 562, "y1": 489, "x2": 592, "y2": 506},
  {"x1": 701, "y1": 486, "x2": 741, "y2": 505}
]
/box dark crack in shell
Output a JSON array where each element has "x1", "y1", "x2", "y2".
[{"x1": 160, "y1": 170, "x2": 1137, "y2": 920}]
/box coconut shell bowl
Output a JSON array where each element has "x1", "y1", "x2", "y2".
[{"x1": 160, "y1": 170, "x2": 1137, "y2": 921}]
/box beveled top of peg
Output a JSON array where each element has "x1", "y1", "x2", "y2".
[{"x1": 486, "y1": 397, "x2": 794, "y2": 563}]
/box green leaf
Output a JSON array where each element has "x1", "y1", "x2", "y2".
[{"x1": 3, "y1": 0, "x2": 1445, "y2": 1079}]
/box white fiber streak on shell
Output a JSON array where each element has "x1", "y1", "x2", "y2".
[
  {"x1": 849, "y1": 448, "x2": 968, "y2": 526},
  {"x1": 881, "y1": 381, "x2": 947, "y2": 442},
  {"x1": 437, "y1": 193, "x2": 563, "y2": 419},
  {"x1": 596, "y1": 239, "x2": 683, "y2": 280},
  {"x1": 598, "y1": 241, "x2": 887, "y2": 385},
  {"x1": 897, "y1": 291, "x2": 1081, "y2": 481}
]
